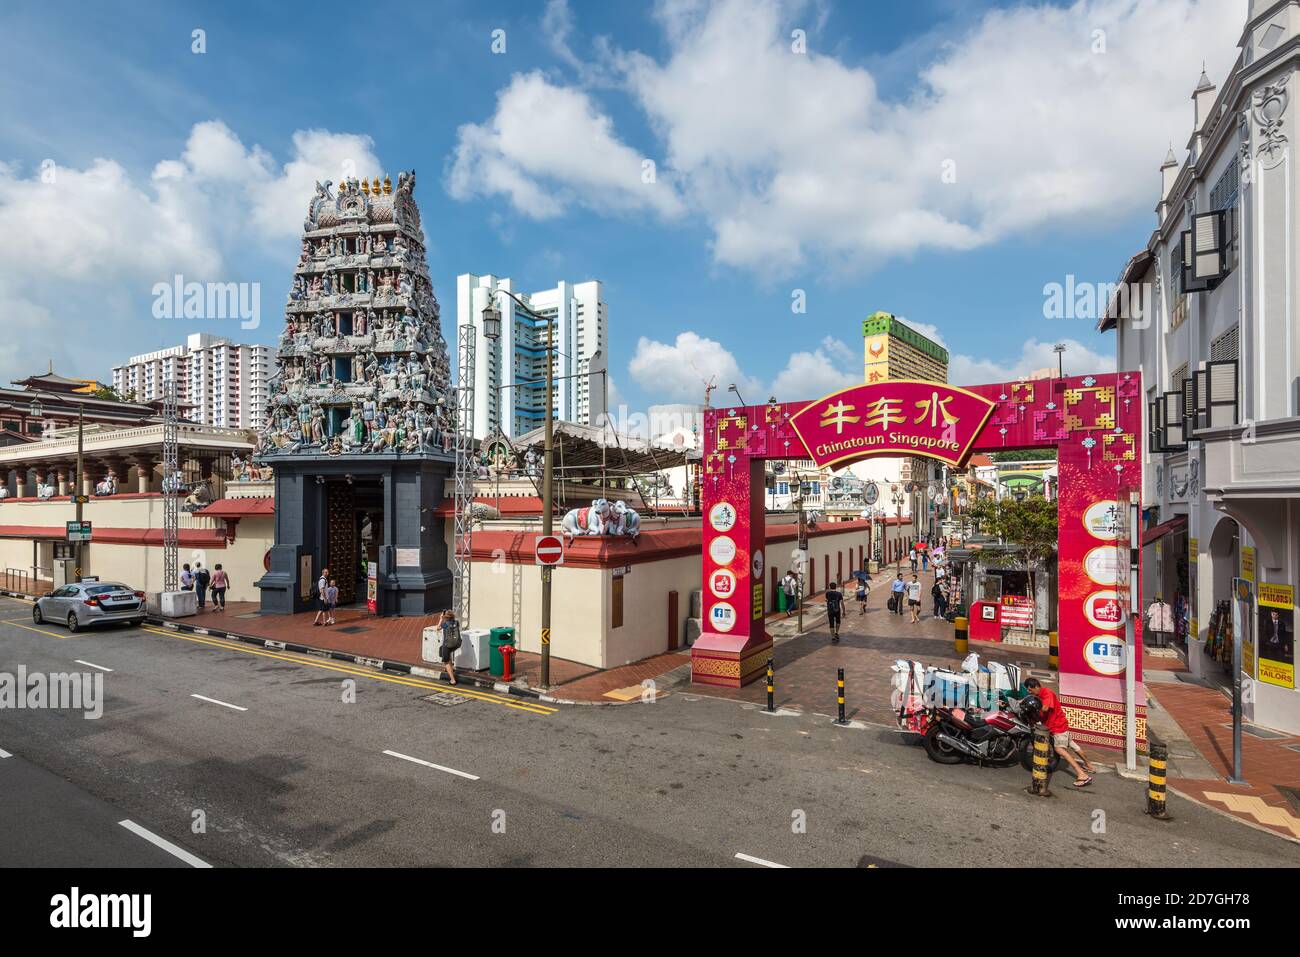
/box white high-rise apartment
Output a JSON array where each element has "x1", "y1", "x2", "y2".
[
  {"x1": 456, "y1": 274, "x2": 608, "y2": 439},
  {"x1": 111, "y1": 332, "x2": 273, "y2": 429}
]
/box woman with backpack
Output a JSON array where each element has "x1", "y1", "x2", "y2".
[{"x1": 438, "y1": 609, "x2": 461, "y2": 685}]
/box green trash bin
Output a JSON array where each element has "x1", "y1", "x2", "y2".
[
  {"x1": 776, "y1": 589, "x2": 788, "y2": 613},
  {"x1": 489, "y1": 627, "x2": 516, "y2": 678}
]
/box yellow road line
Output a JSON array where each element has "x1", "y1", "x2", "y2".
[
  {"x1": 137, "y1": 625, "x2": 557, "y2": 715},
  {"x1": 3, "y1": 617, "x2": 76, "y2": 640}
]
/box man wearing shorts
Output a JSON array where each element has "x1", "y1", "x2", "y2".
[
  {"x1": 1024, "y1": 678, "x2": 1095, "y2": 787},
  {"x1": 824, "y1": 581, "x2": 844, "y2": 643},
  {"x1": 312, "y1": 567, "x2": 331, "y2": 626},
  {"x1": 906, "y1": 574, "x2": 923, "y2": 623}
]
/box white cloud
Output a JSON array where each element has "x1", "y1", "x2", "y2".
[
  {"x1": 0, "y1": 122, "x2": 384, "y2": 383},
  {"x1": 628, "y1": 330, "x2": 863, "y2": 404},
  {"x1": 628, "y1": 331, "x2": 762, "y2": 403},
  {"x1": 452, "y1": 0, "x2": 1240, "y2": 278},
  {"x1": 948, "y1": 337, "x2": 1116, "y2": 385},
  {"x1": 446, "y1": 71, "x2": 685, "y2": 221}
]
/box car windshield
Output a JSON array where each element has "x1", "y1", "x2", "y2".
[{"x1": 85, "y1": 584, "x2": 131, "y2": 595}]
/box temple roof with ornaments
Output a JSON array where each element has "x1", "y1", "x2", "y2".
[{"x1": 258, "y1": 170, "x2": 454, "y2": 459}]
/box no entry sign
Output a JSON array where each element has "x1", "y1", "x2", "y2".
[{"x1": 535, "y1": 534, "x2": 565, "y2": 567}]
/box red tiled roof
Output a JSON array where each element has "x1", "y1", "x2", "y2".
[
  {"x1": 199, "y1": 497, "x2": 274, "y2": 517},
  {"x1": 0, "y1": 525, "x2": 227, "y2": 547},
  {"x1": 467, "y1": 518, "x2": 888, "y2": 568}
]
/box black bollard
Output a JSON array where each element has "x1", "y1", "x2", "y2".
[
  {"x1": 1146, "y1": 742, "x2": 1172, "y2": 820},
  {"x1": 766, "y1": 658, "x2": 774, "y2": 713}
]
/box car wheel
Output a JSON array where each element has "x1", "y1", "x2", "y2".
[
  {"x1": 32, "y1": 604, "x2": 43, "y2": 624},
  {"x1": 66, "y1": 612, "x2": 80, "y2": 633}
]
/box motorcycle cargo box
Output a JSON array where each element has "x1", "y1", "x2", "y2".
[{"x1": 924, "y1": 669, "x2": 973, "y2": 708}]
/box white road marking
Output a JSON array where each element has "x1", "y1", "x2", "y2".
[
  {"x1": 190, "y1": 693, "x2": 247, "y2": 712},
  {"x1": 118, "y1": 819, "x2": 211, "y2": 868},
  {"x1": 735, "y1": 852, "x2": 789, "y2": 868},
  {"x1": 383, "y1": 749, "x2": 479, "y2": 781},
  {"x1": 75, "y1": 659, "x2": 113, "y2": 672},
  {"x1": 0, "y1": 747, "x2": 11, "y2": 758}
]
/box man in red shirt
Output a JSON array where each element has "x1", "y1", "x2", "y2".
[{"x1": 1024, "y1": 678, "x2": 1095, "y2": 787}]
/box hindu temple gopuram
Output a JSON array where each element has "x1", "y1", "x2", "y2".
[{"x1": 254, "y1": 171, "x2": 456, "y2": 615}]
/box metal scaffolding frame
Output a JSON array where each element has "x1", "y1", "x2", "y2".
[
  {"x1": 451, "y1": 323, "x2": 476, "y2": 625},
  {"x1": 162, "y1": 378, "x2": 179, "y2": 592}
]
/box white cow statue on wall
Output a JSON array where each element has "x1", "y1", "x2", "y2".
[
  {"x1": 608, "y1": 500, "x2": 641, "y2": 541},
  {"x1": 561, "y1": 498, "x2": 612, "y2": 541},
  {"x1": 36, "y1": 482, "x2": 55, "y2": 500}
]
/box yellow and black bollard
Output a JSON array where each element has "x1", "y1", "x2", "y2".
[
  {"x1": 1048, "y1": 630, "x2": 1059, "y2": 671},
  {"x1": 954, "y1": 616, "x2": 969, "y2": 656},
  {"x1": 1026, "y1": 725, "x2": 1053, "y2": 797},
  {"x1": 1146, "y1": 742, "x2": 1172, "y2": 820},
  {"x1": 766, "y1": 658, "x2": 775, "y2": 713},
  {"x1": 835, "y1": 667, "x2": 846, "y2": 725}
]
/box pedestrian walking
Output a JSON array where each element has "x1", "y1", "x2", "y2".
[
  {"x1": 210, "y1": 564, "x2": 228, "y2": 610},
  {"x1": 325, "y1": 579, "x2": 339, "y2": 625},
  {"x1": 931, "y1": 579, "x2": 947, "y2": 619},
  {"x1": 890, "y1": 573, "x2": 906, "y2": 615},
  {"x1": 782, "y1": 569, "x2": 800, "y2": 618},
  {"x1": 909, "y1": 547, "x2": 919, "y2": 574},
  {"x1": 825, "y1": 581, "x2": 844, "y2": 642},
  {"x1": 855, "y1": 577, "x2": 869, "y2": 616},
  {"x1": 180, "y1": 563, "x2": 193, "y2": 591},
  {"x1": 193, "y1": 562, "x2": 210, "y2": 610},
  {"x1": 312, "y1": 567, "x2": 330, "y2": 626},
  {"x1": 907, "y1": 574, "x2": 923, "y2": 623},
  {"x1": 438, "y1": 609, "x2": 461, "y2": 685}
]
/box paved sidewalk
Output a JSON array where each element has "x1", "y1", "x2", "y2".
[
  {"x1": 692, "y1": 570, "x2": 1052, "y2": 725},
  {"x1": 164, "y1": 601, "x2": 599, "y2": 691},
  {"x1": 1142, "y1": 657, "x2": 1300, "y2": 842}
]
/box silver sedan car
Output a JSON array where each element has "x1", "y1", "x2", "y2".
[{"x1": 34, "y1": 582, "x2": 147, "y2": 632}]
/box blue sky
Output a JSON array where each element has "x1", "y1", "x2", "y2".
[{"x1": 0, "y1": 0, "x2": 1243, "y2": 413}]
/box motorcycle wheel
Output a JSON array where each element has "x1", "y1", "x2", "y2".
[
  {"x1": 922, "y1": 723, "x2": 966, "y2": 765},
  {"x1": 990, "y1": 737, "x2": 1020, "y2": 767},
  {"x1": 1018, "y1": 738, "x2": 1062, "y2": 773}
]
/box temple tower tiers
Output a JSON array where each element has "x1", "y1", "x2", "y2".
[
  {"x1": 254, "y1": 171, "x2": 456, "y2": 617},
  {"x1": 260, "y1": 170, "x2": 454, "y2": 456}
]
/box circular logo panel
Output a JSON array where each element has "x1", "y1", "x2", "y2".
[
  {"x1": 1084, "y1": 634, "x2": 1126, "y2": 676},
  {"x1": 709, "y1": 601, "x2": 737, "y2": 633},
  {"x1": 751, "y1": 549, "x2": 764, "y2": 579},
  {"x1": 1083, "y1": 589, "x2": 1125, "y2": 630},
  {"x1": 709, "y1": 502, "x2": 738, "y2": 533},
  {"x1": 708, "y1": 535, "x2": 737, "y2": 567},
  {"x1": 709, "y1": 568, "x2": 737, "y2": 600},
  {"x1": 1083, "y1": 546, "x2": 1122, "y2": 586},
  {"x1": 1082, "y1": 500, "x2": 1120, "y2": 541}
]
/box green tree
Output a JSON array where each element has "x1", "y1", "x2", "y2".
[
  {"x1": 89, "y1": 385, "x2": 135, "y2": 403},
  {"x1": 988, "y1": 449, "x2": 1056, "y2": 463},
  {"x1": 962, "y1": 497, "x2": 1058, "y2": 631}
]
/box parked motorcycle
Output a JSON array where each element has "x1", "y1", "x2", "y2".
[{"x1": 921, "y1": 694, "x2": 1061, "y2": 771}]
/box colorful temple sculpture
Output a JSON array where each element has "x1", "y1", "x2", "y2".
[{"x1": 255, "y1": 171, "x2": 457, "y2": 615}]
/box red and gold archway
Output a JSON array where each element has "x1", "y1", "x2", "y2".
[{"x1": 694, "y1": 373, "x2": 1145, "y2": 750}]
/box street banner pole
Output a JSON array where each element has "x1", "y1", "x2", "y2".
[
  {"x1": 1229, "y1": 577, "x2": 1251, "y2": 785},
  {"x1": 1125, "y1": 492, "x2": 1139, "y2": 771}
]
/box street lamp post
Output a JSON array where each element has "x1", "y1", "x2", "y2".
[{"x1": 482, "y1": 289, "x2": 557, "y2": 688}]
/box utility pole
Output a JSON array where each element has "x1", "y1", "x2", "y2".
[
  {"x1": 796, "y1": 490, "x2": 806, "y2": 635},
  {"x1": 75, "y1": 401, "x2": 85, "y2": 578},
  {"x1": 482, "y1": 288, "x2": 556, "y2": 688},
  {"x1": 540, "y1": 311, "x2": 556, "y2": 687}
]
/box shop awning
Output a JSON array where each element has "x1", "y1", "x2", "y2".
[
  {"x1": 198, "y1": 497, "x2": 275, "y2": 518},
  {"x1": 1142, "y1": 515, "x2": 1187, "y2": 546}
]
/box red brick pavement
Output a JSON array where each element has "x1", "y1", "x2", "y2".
[
  {"x1": 0, "y1": 571, "x2": 51, "y2": 596},
  {"x1": 696, "y1": 571, "x2": 1052, "y2": 725},
  {"x1": 176, "y1": 602, "x2": 599, "y2": 689},
  {"x1": 1142, "y1": 670, "x2": 1300, "y2": 842}
]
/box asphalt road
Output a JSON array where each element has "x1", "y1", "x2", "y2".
[{"x1": 0, "y1": 594, "x2": 1295, "y2": 868}]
